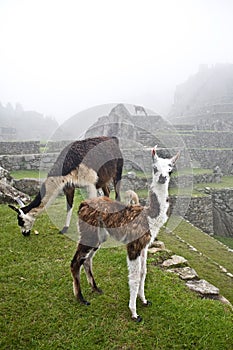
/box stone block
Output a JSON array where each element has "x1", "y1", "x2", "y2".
[
  {"x1": 162, "y1": 255, "x2": 188, "y2": 268},
  {"x1": 186, "y1": 279, "x2": 219, "y2": 296},
  {"x1": 168, "y1": 267, "x2": 198, "y2": 280}
]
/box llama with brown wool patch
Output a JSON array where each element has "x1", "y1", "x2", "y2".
[
  {"x1": 9, "y1": 136, "x2": 123, "y2": 236},
  {"x1": 71, "y1": 146, "x2": 180, "y2": 321}
]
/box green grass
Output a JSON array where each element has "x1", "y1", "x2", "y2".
[
  {"x1": 1, "y1": 205, "x2": 233, "y2": 350},
  {"x1": 194, "y1": 176, "x2": 233, "y2": 190},
  {"x1": 10, "y1": 169, "x2": 47, "y2": 179},
  {"x1": 214, "y1": 235, "x2": 233, "y2": 250},
  {"x1": 161, "y1": 216, "x2": 233, "y2": 304}
]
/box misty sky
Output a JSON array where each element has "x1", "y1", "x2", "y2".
[{"x1": 1, "y1": 0, "x2": 233, "y2": 123}]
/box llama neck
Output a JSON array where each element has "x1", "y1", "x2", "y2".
[
  {"x1": 150, "y1": 181, "x2": 169, "y2": 209},
  {"x1": 147, "y1": 181, "x2": 170, "y2": 243},
  {"x1": 23, "y1": 176, "x2": 67, "y2": 218}
]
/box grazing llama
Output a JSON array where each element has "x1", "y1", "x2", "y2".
[
  {"x1": 9, "y1": 136, "x2": 123, "y2": 236},
  {"x1": 71, "y1": 146, "x2": 180, "y2": 322}
]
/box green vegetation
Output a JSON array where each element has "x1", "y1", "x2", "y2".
[
  {"x1": 213, "y1": 235, "x2": 233, "y2": 250},
  {"x1": 161, "y1": 216, "x2": 233, "y2": 304},
  {"x1": 1, "y1": 205, "x2": 233, "y2": 350},
  {"x1": 194, "y1": 176, "x2": 233, "y2": 190},
  {"x1": 10, "y1": 169, "x2": 47, "y2": 179}
]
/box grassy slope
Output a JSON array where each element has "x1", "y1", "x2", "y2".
[
  {"x1": 160, "y1": 217, "x2": 233, "y2": 304},
  {"x1": 1, "y1": 205, "x2": 233, "y2": 350}
]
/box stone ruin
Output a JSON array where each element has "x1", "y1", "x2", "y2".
[{"x1": 0, "y1": 166, "x2": 30, "y2": 205}]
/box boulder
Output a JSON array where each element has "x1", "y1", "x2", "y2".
[{"x1": 186, "y1": 279, "x2": 219, "y2": 296}]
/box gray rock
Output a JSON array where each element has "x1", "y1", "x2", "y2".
[
  {"x1": 162, "y1": 255, "x2": 188, "y2": 268},
  {"x1": 0, "y1": 180, "x2": 30, "y2": 204},
  {"x1": 0, "y1": 166, "x2": 12, "y2": 182},
  {"x1": 186, "y1": 279, "x2": 219, "y2": 296},
  {"x1": 13, "y1": 178, "x2": 41, "y2": 196},
  {"x1": 168, "y1": 266, "x2": 198, "y2": 280},
  {"x1": 150, "y1": 240, "x2": 166, "y2": 250}
]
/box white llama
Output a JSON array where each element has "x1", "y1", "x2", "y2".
[{"x1": 71, "y1": 146, "x2": 179, "y2": 321}]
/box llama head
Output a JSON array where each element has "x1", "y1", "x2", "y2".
[
  {"x1": 151, "y1": 146, "x2": 180, "y2": 185},
  {"x1": 8, "y1": 204, "x2": 35, "y2": 236}
]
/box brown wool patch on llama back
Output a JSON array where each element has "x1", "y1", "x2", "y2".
[{"x1": 78, "y1": 197, "x2": 151, "y2": 246}]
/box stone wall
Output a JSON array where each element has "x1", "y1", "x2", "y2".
[
  {"x1": 212, "y1": 189, "x2": 233, "y2": 237},
  {"x1": 45, "y1": 140, "x2": 71, "y2": 153},
  {"x1": 171, "y1": 196, "x2": 214, "y2": 234},
  {"x1": 188, "y1": 149, "x2": 233, "y2": 175},
  {"x1": 0, "y1": 153, "x2": 57, "y2": 171},
  {"x1": 168, "y1": 190, "x2": 233, "y2": 237},
  {"x1": 157, "y1": 131, "x2": 233, "y2": 149},
  {"x1": 0, "y1": 141, "x2": 40, "y2": 155}
]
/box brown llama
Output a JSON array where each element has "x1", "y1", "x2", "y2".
[
  {"x1": 9, "y1": 136, "x2": 123, "y2": 236},
  {"x1": 71, "y1": 146, "x2": 179, "y2": 321}
]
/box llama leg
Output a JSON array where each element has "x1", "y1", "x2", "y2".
[
  {"x1": 114, "y1": 158, "x2": 123, "y2": 201},
  {"x1": 83, "y1": 247, "x2": 103, "y2": 294},
  {"x1": 138, "y1": 247, "x2": 151, "y2": 306},
  {"x1": 101, "y1": 185, "x2": 110, "y2": 197},
  {"x1": 70, "y1": 244, "x2": 93, "y2": 305},
  {"x1": 127, "y1": 255, "x2": 142, "y2": 322},
  {"x1": 87, "y1": 184, "x2": 97, "y2": 198},
  {"x1": 61, "y1": 185, "x2": 75, "y2": 234}
]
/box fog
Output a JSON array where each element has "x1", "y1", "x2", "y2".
[{"x1": 1, "y1": 0, "x2": 233, "y2": 123}]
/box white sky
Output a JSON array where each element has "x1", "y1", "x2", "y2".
[{"x1": 0, "y1": 0, "x2": 233, "y2": 123}]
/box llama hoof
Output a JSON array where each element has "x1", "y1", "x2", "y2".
[
  {"x1": 60, "y1": 226, "x2": 68, "y2": 234},
  {"x1": 93, "y1": 287, "x2": 103, "y2": 294},
  {"x1": 22, "y1": 230, "x2": 31, "y2": 237},
  {"x1": 143, "y1": 300, "x2": 152, "y2": 307},
  {"x1": 132, "y1": 315, "x2": 142, "y2": 323},
  {"x1": 80, "y1": 299, "x2": 90, "y2": 306}
]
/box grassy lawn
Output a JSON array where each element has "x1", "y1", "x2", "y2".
[
  {"x1": 1, "y1": 204, "x2": 233, "y2": 350},
  {"x1": 10, "y1": 170, "x2": 47, "y2": 179}
]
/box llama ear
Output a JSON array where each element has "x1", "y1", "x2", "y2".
[
  {"x1": 8, "y1": 204, "x2": 25, "y2": 217},
  {"x1": 152, "y1": 145, "x2": 158, "y2": 162},
  {"x1": 8, "y1": 204, "x2": 20, "y2": 214},
  {"x1": 171, "y1": 151, "x2": 180, "y2": 165}
]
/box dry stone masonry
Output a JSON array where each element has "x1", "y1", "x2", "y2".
[{"x1": 149, "y1": 240, "x2": 232, "y2": 308}]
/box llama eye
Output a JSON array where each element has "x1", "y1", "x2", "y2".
[{"x1": 153, "y1": 166, "x2": 158, "y2": 174}]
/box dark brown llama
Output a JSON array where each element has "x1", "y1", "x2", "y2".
[{"x1": 9, "y1": 136, "x2": 123, "y2": 236}]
